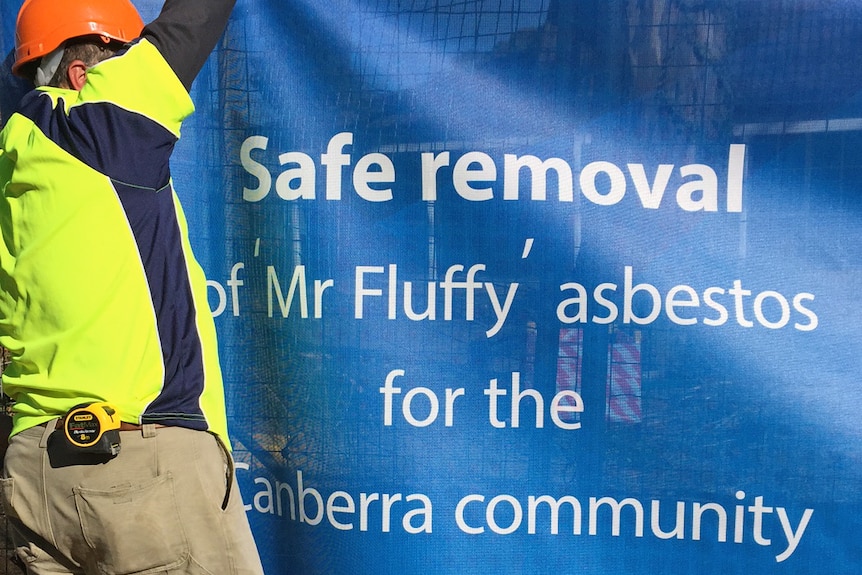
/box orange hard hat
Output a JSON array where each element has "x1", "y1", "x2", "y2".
[{"x1": 13, "y1": 0, "x2": 144, "y2": 76}]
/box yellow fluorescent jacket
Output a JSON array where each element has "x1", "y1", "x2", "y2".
[{"x1": 0, "y1": 40, "x2": 228, "y2": 441}]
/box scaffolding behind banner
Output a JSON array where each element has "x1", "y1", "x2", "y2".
[{"x1": 221, "y1": 0, "x2": 862, "y2": 487}]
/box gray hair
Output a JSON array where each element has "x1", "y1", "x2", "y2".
[{"x1": 45, "y1": 39, "x2": 120, "y2": 88}]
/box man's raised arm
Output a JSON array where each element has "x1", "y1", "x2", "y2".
[{"x1": 142, "y1": 0, "x2": 237, "y2": 91}]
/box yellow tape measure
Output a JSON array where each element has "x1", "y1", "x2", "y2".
[{"x1": 63, "y1": 402, "x2": 121, "y2": 454}]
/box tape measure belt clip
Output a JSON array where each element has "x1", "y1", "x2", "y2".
[{"x1": 62, "y1": 402, "x2": 122, "y2": 457}]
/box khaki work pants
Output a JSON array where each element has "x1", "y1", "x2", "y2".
[{"x1": 1, "y1": 423, "x2": 265, "y2": 574}]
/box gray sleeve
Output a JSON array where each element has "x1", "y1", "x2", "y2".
[{"x1": 140, "y1": 0, "x2": 237, "y2": 91}]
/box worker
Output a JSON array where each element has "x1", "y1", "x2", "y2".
[{"x1": 0, "y1": 0, "x2": 265, "y2": 572}]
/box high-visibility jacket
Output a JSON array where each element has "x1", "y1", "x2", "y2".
[{"x1": 0, "y1": 38, "x2": 228, "y2": 440}]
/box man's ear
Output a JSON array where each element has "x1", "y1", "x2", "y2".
[{"x1": 66, "y1": 60, "x2": 88, "y2": 90}]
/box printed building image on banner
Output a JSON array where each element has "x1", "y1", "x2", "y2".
[{"x1": 2, "y1": 0, "x2": 862, "y2": 574}]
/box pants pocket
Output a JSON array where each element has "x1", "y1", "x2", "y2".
[
  {"x1": 0, "y1": 477, "x2": 17, "y2": 521},
  {"x1": 74, "y1": 472, "x2": 189, "y2": 575}
]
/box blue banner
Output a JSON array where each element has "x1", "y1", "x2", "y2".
[{"x1": 3, "y1": 1, "x2": 862, "y2": 573}]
